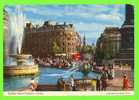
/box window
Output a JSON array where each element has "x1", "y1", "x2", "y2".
[{"x1": 67, "y1": 37, "x2": 70, "y2": 40}]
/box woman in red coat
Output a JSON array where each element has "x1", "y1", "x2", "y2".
[{"x1": 123, "y1": 74, "x2": 129, "y2": 90}]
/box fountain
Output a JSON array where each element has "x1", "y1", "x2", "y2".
[
  {"x1": 4, "y1": 6, "x2": 39, "y2": 76},
  {"x1": 4, "y1": 6, "x2": 101, "y2": 91}
]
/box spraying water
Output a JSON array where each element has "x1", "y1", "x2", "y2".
[
  {"x1": 4, "y1": 6, "x2": 26, "y2": 66},
  {"x1": 13, "y1": 6, "x2": 25, "y2": 54}
]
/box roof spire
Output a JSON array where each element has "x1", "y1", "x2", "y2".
[{"x1": 83, "y1": 34, "x2": 86, "y2": 46}]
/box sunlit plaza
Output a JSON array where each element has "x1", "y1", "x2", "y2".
[{"x1": 3, "y1": 5, "x2": 134, "y2": 92}]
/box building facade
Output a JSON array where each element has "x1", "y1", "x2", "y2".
[
  {"x1": 114, "y1": 4, "x2": 134, "y2": 65},
  {"x1": 22, "y1": 21, "x2": 81, "y2": 58},
  {"x1": 3, "y1": 9, "x2": 9, "y2": 60},
  {"x1": 95, "y1": 27, "x2": 121, "y2": 64},
  {"x1": 95, "y1": 4, "x2": 134, "y2": 66}
]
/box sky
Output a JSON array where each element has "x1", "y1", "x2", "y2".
[{"x1": 5, "y1": 5, "x2": 125, "y2": 45}]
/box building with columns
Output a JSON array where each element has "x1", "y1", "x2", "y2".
[
  {"x1": 95, "y1": 4, "x2": 134, "y2": 66},
  {"x1": 95, "y1": 27, "x2": 121, "y2": 64},
  {"x1": 114, "y1": 4, "x2": 134, "y2": 65}
]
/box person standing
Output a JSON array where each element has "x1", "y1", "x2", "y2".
[
  {"x1": 101, "y1": 71, "x2": 108, "y2": 91},
  {"x1": 111, "y1": 66, "x2": 115, "y2": 79},
  {"x1": 123, "y1": 74, "x2": 129, "y2": 90},
  {"x1": 70, "y1": 75, "x2": 75, "y2": 91},
  {"x1": 96, "y1": 76, "x2": 101, "y2": 91},
  {"x1": 91, "y1": 79, "x2": 96, "y2": 91},
  {"x1": 108, "y1": 66, "x2": 114, "y2": 80}
]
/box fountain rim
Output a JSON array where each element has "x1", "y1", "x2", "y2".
[{"x1": 9, "y1": 54, "x2": 32, "y2": 59}]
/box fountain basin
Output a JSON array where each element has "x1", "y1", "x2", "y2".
[
  {"x1": 4, "y1": 54, "x2": 39, "y2": 76},
  {"x1": 4, "y1": 65, "x2": 39, "y2": 76},
  {"x1": 9, "y1": 54, "x2": 31, "y2": 59}
]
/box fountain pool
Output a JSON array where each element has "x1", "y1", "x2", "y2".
[{"x1": 4, "y1": 66, "x2": 101, "y2": 91}]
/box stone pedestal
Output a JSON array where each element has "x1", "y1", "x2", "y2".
[{"x1": 114, "y1": 5, "x2": 134, "y2": 66}]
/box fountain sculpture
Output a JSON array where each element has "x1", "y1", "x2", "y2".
[{"x1": 4, "y1": 6, "x2": 38, "y2": 76}]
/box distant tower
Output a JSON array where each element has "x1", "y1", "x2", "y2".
[{"x1": 83, "y1": 34, "x2": 86, "y2": 46}]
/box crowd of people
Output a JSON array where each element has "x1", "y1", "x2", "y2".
[
  {"x1": 94, "y1": 65, "x2": 130, "y2": 91},
  {"x1": 91, "y1": 64, "x2": 115, "y2": 91},
  {"x1": 35, "y1": 56, "x2": 77, "y2": 69},
  {"x1": 31, "y1": 56, "x2": 130, "y2": 91}
]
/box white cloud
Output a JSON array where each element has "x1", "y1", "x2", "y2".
[
  {"x1": 93, "y1": 5, "x2": 124, "y2": 23},
  {"x1": 5, "y1": 5, "x2": 125, "y2": 44},
  {"x1": 63, "y1": 5, "x2": 112, "y2": 14},
  {"x1": 25, "y1": 17, "x2": 44, "y2": 26},
  {"x1": 74, "y1": 22, "x2": 120, "y2": 39},
  {"x1": 95, "y1": 14, "x2": 122, "y2": 22},
  {"x1": 21, "y1": 5, "x2": 124, "y2": 23},
  {"x1": 75, "y1": 22, "x2": 119, "y2": 32},
  {"x1": 23, "y1": 6, "x2": 62, "y2": 17}
]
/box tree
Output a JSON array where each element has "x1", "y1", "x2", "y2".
[
  {"x1": 81, "y1": 45, "x2": 95, "y2": 54},
  {"x1": 76, "y1": 46, "x2": 81, "y2": 52},
  {"x1": 52, "y1": 41, "x2": 62, "y2": 55}
]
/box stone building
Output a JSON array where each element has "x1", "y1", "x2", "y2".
[
  {"x1": 114, "y1": 4, "x2": 134, "y2": 65},
  {"x1": 22, "y1": 21, "x2": 81, "y2": 58},
  {"x1": 3, "y1": 9, "x2": 9, "y2": 60},
  {"x1": 95, "y1": 4, "x2": 134, "y2": 66},
  {"x1": 95, "y1": 27, "x2": 121, "y2": 64}
]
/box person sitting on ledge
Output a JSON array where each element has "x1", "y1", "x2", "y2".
[{"x1": 29, "y1": 78, "x2": 37, "y2": 91}]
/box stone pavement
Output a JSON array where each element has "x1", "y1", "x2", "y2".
[{"x1": 106, "y1": 66, "x2": 133, "y2": 91}]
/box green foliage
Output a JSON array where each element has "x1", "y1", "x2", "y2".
[
  {"x1": 81, "y1": 45, "x2": 95, "y2": 54},
  {"x1": 52, "y1": 41, "x2": 62, "y2": 55}
]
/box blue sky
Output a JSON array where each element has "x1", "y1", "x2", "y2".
[{"x1": 5, "y1": 5, "x2": 125, "y2": 45}]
